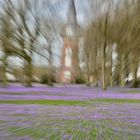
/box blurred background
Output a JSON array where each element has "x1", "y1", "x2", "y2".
[{"x1": 0, "y1": 0, "x2": 140, "y2": 89}]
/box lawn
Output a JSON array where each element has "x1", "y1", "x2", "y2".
[
  {"x1": 0, "y1": 86, "x2": 140, "y2": 140},
  {"x1": 0, "y1": 98, "x2": 140, "y2": 105}
]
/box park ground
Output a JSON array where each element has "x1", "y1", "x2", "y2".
[{"x1": 0, "y1": 84, "x2": 140, "y2": 140}]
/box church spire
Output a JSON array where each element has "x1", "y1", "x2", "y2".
[{"x1": 67, "y1": 0, "x2": 77, "y2": 25}]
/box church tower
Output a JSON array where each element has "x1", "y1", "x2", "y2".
[{"x1": 59, "y1": 0, "x2": 81, "y2": 83}]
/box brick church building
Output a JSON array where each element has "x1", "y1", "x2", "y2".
[{"x1": 58, "y1": 0, "x2": 82, "y2": 83}]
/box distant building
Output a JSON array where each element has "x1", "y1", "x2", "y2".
[{"x1": 58, "y1": 0, "x2": 82, "y2": 83}]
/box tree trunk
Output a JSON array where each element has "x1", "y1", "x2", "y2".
[
  {"x1": 110, "y1": 70, "x2": 113, "y2": 87},
  {"x1": 87, "y1": 61, "x2": 91, "y2": 87},
  {"x1": 120, "y1": 55, "x2": 126, "y2": 87},
  {"x1": 101, "y1": 5, "x2": 110, "y2": 90},
  {"x1": 132, "y1": 67, "x2": 138, "y2": 88},
  {"x1": 102, "y1": 45, "x2": 106, "y2": 90},
  {"x1": 2, "y1": 53, "x2": 8, "y2": 87},
  {"x1": 24, "y1": 58, "x2": 32, "y2": 87}
]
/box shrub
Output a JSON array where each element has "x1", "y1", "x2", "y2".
[
  {"x1": 40, "y1": 73, "x2": 55, "y2": 86},
  {"x1": 130, "y1": 80, "x2": 140, "y2": 88},
  {"x1": 75, "y1": 76, "x2": 85, "y2": 84},
  {"x1": 40, "y1": 74, "x2": 49, "y2": 84}
]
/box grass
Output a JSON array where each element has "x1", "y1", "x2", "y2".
[
  {"x1": 0, "y1": 98, "x2": 140, "y2": 105},
  {"x1": 0, "y1": 100, "x2": 86, "y2": 105},
  {"x1": 119, "y1": 90, "x2": 140, "y2": 94},
  {"x1": 89, "y1": 98, "x2": 140, "y2": 104},
  {"x1": 1, "y1": 98, "x2": 140, "y2": 139},
  {"x1": 1, "y1": 89, "x2": 140, "y2": 139},
  {"x1": 0, "y1": 120, "x2": 7, "y2": 124},
  {"x1": 6, "y1": 120, "x2": 137, "y2": 140}
]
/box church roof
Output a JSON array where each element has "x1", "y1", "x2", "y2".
[
  {"x1": 67, "y1": 0, "x2": 77, "y2": 25},
  {"x1": 61, "y1": 0, "x2": 82, "y2": 38}
]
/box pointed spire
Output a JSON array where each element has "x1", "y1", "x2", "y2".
[
  {"x1": 67, "y1": 0, "x2": 77, "y2": 25},
  {"x1": 61, "y1": 0, "x2": 81, "y2": 37}
]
